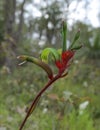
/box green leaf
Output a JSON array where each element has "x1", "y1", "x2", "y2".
[{"x1": 41, "y1": 48, "x2": 60, "y2": 63}]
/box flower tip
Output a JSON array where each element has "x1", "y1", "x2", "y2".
[
  {"x1": 62, "y1": 19, "x2": 65, "y2": 23},
  {"x1": 17, "y1": 55, "x2": 27, "y2": 65},
  {"x1": 80, "y1": 43, "x2": 85, "y2": 49},
  {"x1": 17, "y1": 55, "x2": 26, "y2": 60},
  {"x1": 18, "y1": 61, "x2": 27, "y2": 66},
  {"x1": 17, "y1": 56, "x2": 20, "y2": 59},
  {"x1": 78, "y1": 28, "x2": 80, "y2": 32}
]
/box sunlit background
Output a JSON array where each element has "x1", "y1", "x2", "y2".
[{"x1": 0, "y1": 0, "x2": 100, "y2": 130}]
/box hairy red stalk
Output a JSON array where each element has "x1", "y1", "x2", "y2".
[{"x1": 19, "y1": 73, "x2": 62, "y2": 130}]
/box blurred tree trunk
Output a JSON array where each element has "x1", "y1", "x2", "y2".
[
  {"x1": 2, "y1": 0, "x2": 26, "y2": 69},
  {"x1": 2, "y1": 0, "x2": 17, "y2": 69},
  {"x1": 4, "y1": 0, "x2": 16, "y2": 35},
  {"x1": 16, "y1": 0, "x2": 26, "y2": 42}
]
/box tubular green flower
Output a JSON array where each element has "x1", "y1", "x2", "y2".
[
  {"x1": 17, "y1": 55, "x2": 53, "y2": 79},
  {"x1": 62, "y1": 20, "x2": 67, "y2": 52},
  {"x1": 69, "y1": 29, "x2": 80, "y2": 49}
]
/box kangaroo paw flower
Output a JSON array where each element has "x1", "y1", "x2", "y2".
[{"x1": 17, "y1": 55, "x2": 53, "y2": 79}]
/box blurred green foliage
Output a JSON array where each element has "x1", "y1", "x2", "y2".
[
  {"x1": 0, "y1": 0, "x2": 100, "y2": 129},
  {"x1": 0, "y1": 57, "x2": 100, "y2": 130}
]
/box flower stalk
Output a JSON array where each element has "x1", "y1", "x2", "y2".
[
  {"x1": 18, "y1": 20, "x2": 82, "y2": 130},
  {"x1": 19, "y1": 73, "x2": 62, "y2": 130}
]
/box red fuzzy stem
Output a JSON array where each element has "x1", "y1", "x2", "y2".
[{"x1": 19, "y1": 73, "x2": 61, "y2": 130}]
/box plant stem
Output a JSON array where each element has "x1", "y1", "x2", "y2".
[{"x1": 19, "y1": 73, "x2": 61, "y2": 130}]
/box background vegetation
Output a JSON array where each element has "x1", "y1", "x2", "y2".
[{"x1": 0, "y1": 0, "x2": 100, "y2": 130}]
